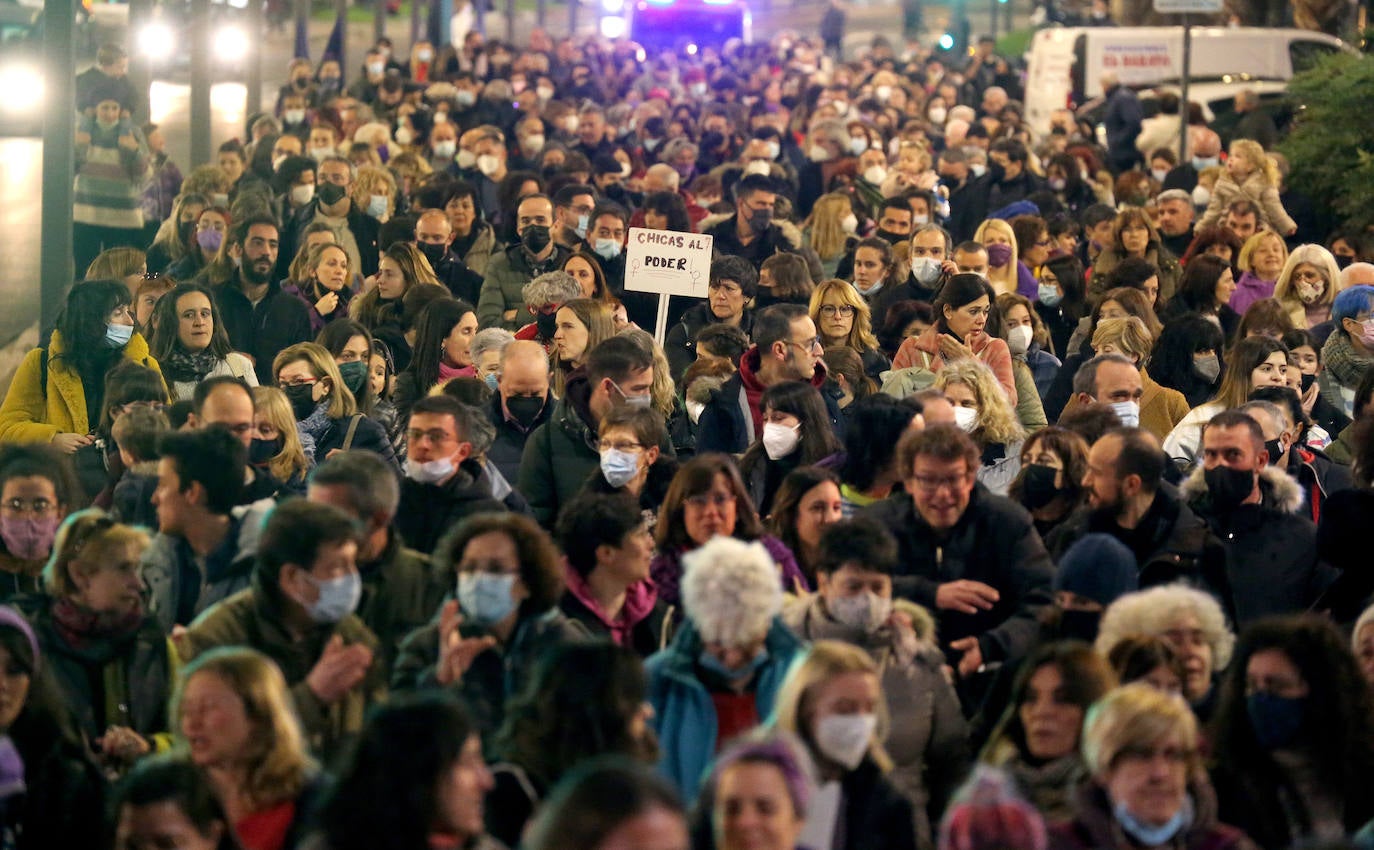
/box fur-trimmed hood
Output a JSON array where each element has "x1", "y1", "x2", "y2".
[
  {"x1": 697, "y1": 212, "x2": 804, "y2": 250},
  {"x1": 1180, "y1": 462, "x2": 1306, "y2": 514}
]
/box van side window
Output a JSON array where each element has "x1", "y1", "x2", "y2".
[{"x1": 1290, "y1": 41, "x2": 1339, "y2": 73}]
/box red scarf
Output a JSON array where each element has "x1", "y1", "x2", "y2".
[{"x1": 50, "y1": 597, "x2": 144, "y2": 651}]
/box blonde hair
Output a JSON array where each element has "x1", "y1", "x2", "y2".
[
  {"x1": 43, "y1": 510, "x2": 150, "y2": 598},
  {"x1": 271, "y1": 342, "x2": 358, "y2": 419},
  {"x1": 974, "y1": 219, "x2": 1020, "y2": 295},
  {"x1": 1082, "y1": 683, "x2": 1201, "y2": 778},
  {"x1": 933, "y1": 358, "x2": 1025, "y2": 446},
  {"x1": 290, "y1": 242, "x2": 351, "y2": 291},
  {"x1": 771, "y1": 640, "x2": 892, "y2": 772},
  {"x1": 1091, "y1": 316, "x2": 1154, "y2": 365},
  {"x1": 1237, "y1": 229, "x2": 1288, "y2": 275},
  {"x1": 995, "y1": 292, "x2": 1051, "y2": 350},
  {"x1": 617, "y1": 327, "x2": 676, "y2": 419},
  {"x1": 350, "y1": 165, "x2": 397, "y2": 220},
  {"x1": 251, "y1": 386, "x2": 310, "y2": 484},
  {"x1": 173, "y1": 647, "x2": 316, "y2": 810},
  {"x1": 810, "y1": 278, "x2": 879, "y2": 352},
  {"x1": 181, "y1": 164, "x2": 231, "y2": 198},
  {"x1": 86, "y1": 247, "x2": 146, "y2": 282},
  {"x1": 805, "y1": 193, "x2": 855, "y2": 262},
  {"x1": 1273, "y1": 244, "x2": 1341, "y2": 309},
  {"x1": 1229, "y1": 139, "x2": 1280, "y2": 188}
]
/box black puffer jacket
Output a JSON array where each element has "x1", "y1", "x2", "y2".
[{"x1": 396, "y1": 458, "x2": 507, "y2": 555}]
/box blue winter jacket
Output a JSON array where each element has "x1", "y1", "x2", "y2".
[{"x1": 645, "y1": 616, "x2": 806, "y2": 801}]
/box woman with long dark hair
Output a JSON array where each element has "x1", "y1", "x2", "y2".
[
  {"x1": 0, "y1": 281, "x2": 163, "y2": 504},
  {"x1": 1147, "y1": 313, "x2": 1227, "y2": 409},
  {"x1": 1162, "y1": 254, "x2": 1242, "y2": 340},
  {"x1": 487, "y1": 642, "x2": 659, "y2": 846},
  {"x1": 391, "y1": 297, "x2": 478, "y2": 420},
  {"x1": 891, "y1": 273, "x2": 1016, "y2": 405},
  {"x1": 737, "y1": 383, "x2": 843, "y2": 516},
  {"x1": 767, "y1": 467, "x2": 844, "y2": 586},
  {"x1": 1163, "y1": 335, "x2": 1289, "y2": 463},
  {"x1": 1209, "y1": 615, "x2": 1374, "y2": 849},
  {"x1": 314, "y1": 694, "x2": 499, "y2": 850},
  {"x1": 1036, "y1": 253, "x2": 1090, "y2": 359},
  {"x1": 149, "y1": 282, "x2": 257, "y2": 401}
]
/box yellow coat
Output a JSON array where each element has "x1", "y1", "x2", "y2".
[{"x1": 0, "y1": 330, "x2": 162, "y2": 444}]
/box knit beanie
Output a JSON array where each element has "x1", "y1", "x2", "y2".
[{"x1": 1053, "y1": 533, "x2": 1139, "y2": 608}]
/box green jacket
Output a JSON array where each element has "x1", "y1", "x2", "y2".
[
  {"x1": 177, "y1": 577, "x2": 386, "y2": 760},
  {"x1": 477, "y1": 243, "x2": 573, "y2": 330},
  {"x1": 1012, "y1": 358, "x2": 1048, "y2": 431},
  {"x1": 358, "y1": 530, "x2": 446, "y2": 668},
  {"x1": 516, "y1": 390, "x2": 599, "y2": 529}
]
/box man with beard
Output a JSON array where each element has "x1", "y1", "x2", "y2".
[
  {"x1": 1047, "y1": 427, "x2": 1230, "y2": 613},
  {"x1": 209, "y1": 216, "x2": 312, "y2": 384}
]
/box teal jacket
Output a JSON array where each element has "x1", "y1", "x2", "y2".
[{"x1": 645, "y1": 617, "x2": 805, "y2": 801}]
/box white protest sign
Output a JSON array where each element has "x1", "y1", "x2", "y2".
[{"x1": 623, "y1": 227, "x2": 714, "y2": 344}]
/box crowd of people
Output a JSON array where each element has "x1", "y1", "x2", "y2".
[{"x1": 0, "y1": 19, "x2": 1373, "y2": 850}]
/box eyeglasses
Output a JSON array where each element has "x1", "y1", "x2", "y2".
[
  {"x1": 788, "y1": 337, "x2": 822, "y2": 353},
  {"x1": 407, "y1": 428, "x2": 458, "y2": 445},
  {"x1": 598, "y1": 440, "x2": 643, "y2": 452},
  {"x1": 0, "y1": 498, "x2": 56, "y2": 516},
  {"x1": 685, "y1": 493, "x2": 733, "y2": 509},
  {"x1": 819, "y1": 304, "x2": 855, "y2": 318},
  {"x1": 911, "y1": 473, "x2": 969, "y2": 493}
]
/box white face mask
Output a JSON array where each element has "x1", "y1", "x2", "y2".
[
  {"x1": 953, "y1": 405, "x2": 978, "y2": 432},
  {"x1": 863, "y1": 165, "x2": 887, "y2": 185},
  {"x1": 808, "y1": 144, "x2": 832, "y2": 163},
  {"x1": 928, "y1": 107, "x2": 947, "y2": 125},
  {"x1": 762, "y1": 422, "x2": 801, "y2": 460},
  {"x1": 433, "y1": 140, "x2": 457, "y2": 160},
  {"x1": 522, "y1": 134, "x2": 546, "y2": 154},
  {"x1": 848, "y1": 137, "x2": 869, "y2": 156},
  {"x1": 1109, "y1": 400, "x2": 1140, "y2": 428},
  {"x1": 765, "y1": 141, "x2": 781, "y2": 160},
  {"x1": 814, "y1": 713, "x2": 878, "y2": 770},
  {"x1": 828, "y1": 590, "x2": 892, "y2": 633},
  {"x1": 284, "y1": 108, "x2": 306, "y2": 125},
  {"x1": 456, "y1": 149, "x2": 478, "y2": 169},
  {"x1": 476, "y1": 153, "x2": 501, "y2": 176},
  {"x1": 289, "y1": 183, "x2": 315, "y2": 206},
  {"x1": 394, "y1": 126, "x2": 415, "y2": 146},
  {"x1": 1006, "y1": 324, "x2": 1032, "y2": 356},
  {"x1": 405, "y1": 456, "x2": 455, "y2": 483},
  {"x1": 1192, "y1": 185, "x2": 1212, "y2": 207},
  {"x1": 744, "y1": 160, "x2": 772, "y2": 176},
  {"x1": 840, "y1": 213, "x2": 858, "y2": 234}
]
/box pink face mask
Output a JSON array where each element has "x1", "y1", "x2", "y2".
[{"x1": 0, "y1": 516, "x2": 59, "y2": 562}]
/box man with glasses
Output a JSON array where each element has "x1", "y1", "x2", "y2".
[
  {"x1": 396, "y1": 395, "x2": 507, "y2": 555},
  {"x1": 552, "y1": 183, "x2": 596, "y2": 252},
  {"x1": 863, "y1": 424, "x2": 1053, "y2": 681},
  {"x1": 696, "y1": 303, "x2": 845, "y2": 454},
  {"x1": 519, "y1": 336, "x2": 667, "y2": 528}
]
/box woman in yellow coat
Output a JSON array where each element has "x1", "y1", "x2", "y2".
[{"x1": 0, "y1": 281, "x2": 162, "y2": 498}]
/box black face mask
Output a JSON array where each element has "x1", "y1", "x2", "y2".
[
  {"x1": 1058, "y1": 609, "x2": 1102, "y2": 643},
  {"x1": 1019, "y1": 463, "x2": 1062, "y2": 511},
  {"x1": 874, "y1": 228, "x2": 907, "y2": 245},
  {"x1": 1265, "y1": 438, "x2": 1286, "y2": 466},
  {"x1": 1204, "y1": 465, "x2": 1256, "y2": 512},
  {"x1": 418, "y1": 241, "x2": 448, "y2": 268},
  {"x1": 535, "y1": 310, "x2": 557, "y2": 339},
  {"x1": 248, "y1": 437, "x2": 282, "y2": 466},
  {"x1": 283, "y1": 383, "x2": 320, "y2": 422},
  {"x1": 316, "y1": 181, "x2": 347, "y2": 206},
  {"x1": 1335, "y1": 253, "x2": 1355, "y2": 270},
  {"x1": 521, "y1": 224, "x2": 551, "y2": 254},
  {"x1": 1300, "y1": 372, "x2": 1317, "y2": 393},
  {"x1": 505, "y1": 394, "x2": 545, "y2": 426},
  {"x1": 179, "y1": 220, "x2": 196, "y2": 247}
]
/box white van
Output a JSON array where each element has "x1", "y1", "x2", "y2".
[{"x1": 1024, "y1": 26, "x2": 1351, "y2": 137}]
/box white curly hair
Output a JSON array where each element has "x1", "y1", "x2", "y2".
[
  {"x1": 682, "y1": 536, "x2": 782, "y2": 648},
  {"x1": 1094, "y1": 583, "x2": 1235, "y2": 672}
]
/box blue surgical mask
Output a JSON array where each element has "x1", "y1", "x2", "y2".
[
  {"x1": 304, "y1": 572, "x2": 362, "y2": 623},
  {"x1": 484, "y1": 373, "x2": 499, "y2": 392},
  {"x1": 1192, "y1": 156, "x2": 1219, "y2": 171},
  {"x1": 698, "y1": 648, "x2": 769, "y2": 681},
  {"x1": 366, "y1": 194, "x2": 388, "y2": 219},
  {"x1": 600, "y1": 448, "x2": 640, "y2": 488},
  {"x1": 105, "y1": 323, "x2": 134, "y2": 348},
  {"x1": 1247, "y1": 691, "x2": 1306, "y2": 750},
  {"x1": 574, "y1": 213, "x2": 589, "y2": 239},
  {"x1": 594, "y1": 238, "x2": 621, "y2": 260},
  {"x1": 458, "y1": 572, "x2": 517, "y2": 626},
  {"x1": 1038, "y1": 283, "x2": 1063, "y2": 307},
  {"x1": 1114, "y1": 794, "x2": 1193, "y2": 847}
]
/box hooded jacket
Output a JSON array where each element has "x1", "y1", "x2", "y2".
[
  {"x1": 784, "y1": 595, "x2": 969, "y2": 850},
  {"x1": 645, "y1": 617, "x2": 804, "y2": 801},
  {"x1": 695, "y1": 346, "x2": 844, "y2": 455},
  {"x1": 1181, "y1": 464, "x2": 1336, "y2": 626},
  {"x1": 860, "y1": 484, "x2": 1054, "y2": 665},
  {"x1": 143, "y1": 496, "x2": 276, "y2": 634},
  {"x1": 0, "y1": 330, "x2": 163, "y2": 444},
  {"x1": 892, "y1": 325, "x2": 1017, "y2": 406},
  {"x1": 396, "y1": 457, "x2": 507, "y2": 554},
  {"x1": 560, "y1": 566, "x2": 674, "y2": 657}
]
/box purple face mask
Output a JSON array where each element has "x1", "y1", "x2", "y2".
[
  {"x1": 986, "y1": 242, "x2": 1013, "y2": 268},
  {"x1": 196, "y1": 228, "x2": 223, "y2": 253},
  {"x1": 0, "y1": 516, "x2": 59, "y2": 562}
]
